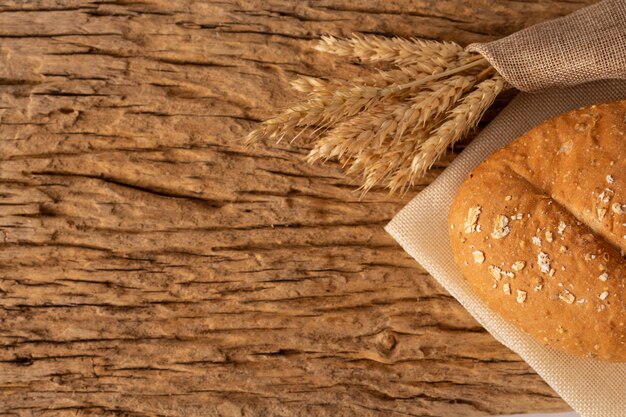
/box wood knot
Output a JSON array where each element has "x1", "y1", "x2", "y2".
[
  {"x1": 13, "y1": 355, "x2": 33, "y2": 366},
  {"x1": 377, "y1": 331, "x2": 397, "y2": 353}
]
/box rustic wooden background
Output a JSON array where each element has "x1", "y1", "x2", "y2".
[{"x1": 0, "y1": 1, "x2": 599, "y2": 416}]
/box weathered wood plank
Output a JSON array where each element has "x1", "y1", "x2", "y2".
[{"x1": 0, "y1": 1, "x2": 598, "y2": 416}]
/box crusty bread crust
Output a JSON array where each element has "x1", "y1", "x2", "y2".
[{"x1": 448, "y1": 100, "x2": 626, "y2": 361}]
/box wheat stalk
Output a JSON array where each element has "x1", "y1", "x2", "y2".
[{"x1": 245, "y1": 34, "x2": 505, "y2": 195}]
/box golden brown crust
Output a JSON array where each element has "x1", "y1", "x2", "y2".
[{"x1": 448, "y1": 100, "x2": 626, "y2": 361}]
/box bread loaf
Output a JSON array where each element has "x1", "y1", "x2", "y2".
[{"x1": 448, "y1": 100, "x2": 626, "y2": 361}]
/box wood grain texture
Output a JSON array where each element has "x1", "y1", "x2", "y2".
[{"x1": 0, "y1": 1, "x2": 598, "y2": 416}]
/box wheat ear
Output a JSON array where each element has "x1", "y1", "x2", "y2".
[
  {"x1": 398, "y1": 75, "x2": 475, "y2": 139},
  {"x1": 307, "y1": 100, "x2": 409, "y2": 163},
  {"x1": 410, "y1": 74, "x2": 505, "y2": 178},
  {"x1": 315, "y1": 34, "x2": 471, "y2": 68},
  {"x1": 290, "y1": 76, "x2": 330, "y2": 94}
]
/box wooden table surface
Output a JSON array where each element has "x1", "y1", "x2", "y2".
[{"x1": 0, "y1": 1, "x2": 599, "y2": 416}]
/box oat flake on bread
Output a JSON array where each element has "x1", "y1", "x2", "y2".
[{"x1": 448, "y1": 100, "x2": 626, "y2": 362}]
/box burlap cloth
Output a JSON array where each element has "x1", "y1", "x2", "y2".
[
  {"x1": 467, "y1": 0, "x2": 626, "y2": 92},
  {"x1": 385, "y1": 2, "x2": 626, "y2": 414}
]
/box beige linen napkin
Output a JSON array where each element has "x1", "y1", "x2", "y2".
[{"x1": 385, "y1": 79, "x2": 626, "y2": 417}]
